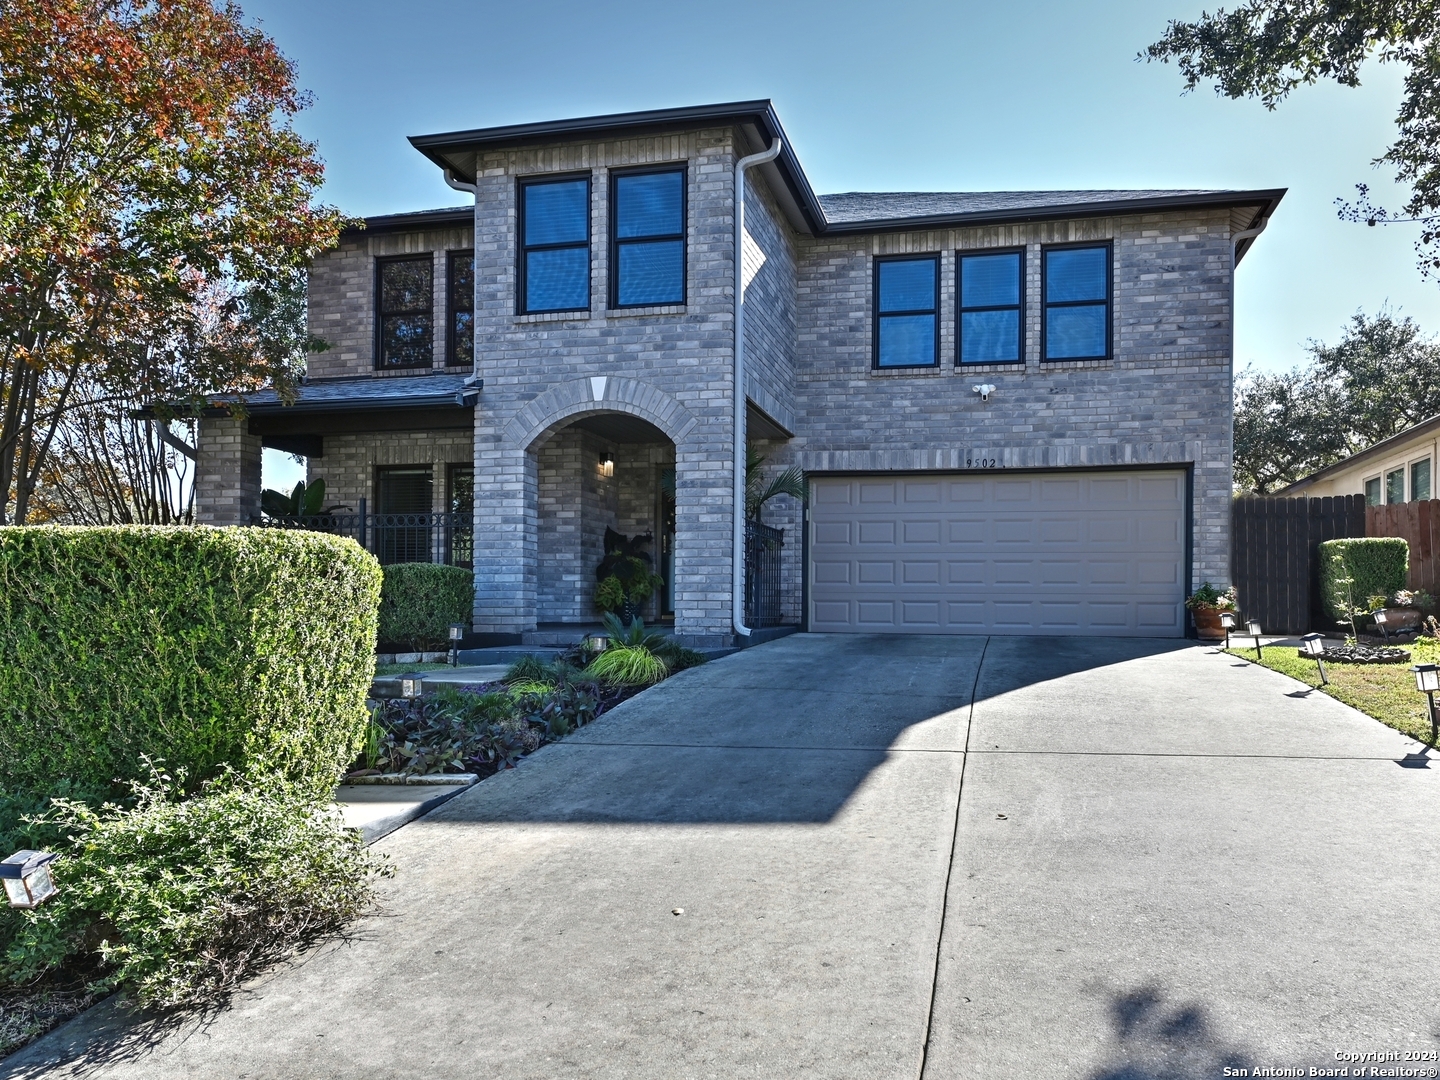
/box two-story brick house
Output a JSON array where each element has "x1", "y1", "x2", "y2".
[{"x1": 192, "y1": 101, "x2": 1283, "y2": 647}]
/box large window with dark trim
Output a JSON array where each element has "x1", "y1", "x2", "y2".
[
  {"x1": 447, "y1": 250, "x2": 473, "y2": 367},
  {"x1": 376, "y1": 256, "x2": 433, "y2": 368},
  {"x1": 1042, "y1": 243, "x2": 1111, "y2": 361},
  {"x1": 874, "y1": 255, "x2": 939, "y2": 368},
  {"x1": 611, "y1": 168, "x2": 686, "y2": 307},
  {"x1": 958, "y1": 250, "x2": 1024, "y2": 364},
  {"x1": 519, "y1": 176, "x2": 590, "y2": 313}
]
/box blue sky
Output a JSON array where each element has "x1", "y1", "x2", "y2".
[{"x1": 247, "y1": 0, "x2": 1438, "y2": 489}]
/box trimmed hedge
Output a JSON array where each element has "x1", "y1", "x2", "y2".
[
  {"x1": 378, "y1": 563, "x2": 473, "y2": 650},
  {"x1": 0, "y1": 526, "x2": 382, "y2": 800},
  {"x1": 1318, "y1": 537, "x2": 1409, "y2": 621}
]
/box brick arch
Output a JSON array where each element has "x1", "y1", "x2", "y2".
[{"x1": 507, "y1": 376, "x2": 699, "y2": 450}]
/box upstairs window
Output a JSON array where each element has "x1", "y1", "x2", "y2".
[
  {"x1": 611, "y1": 168, "x2": 686, "y2": 307},
  {"x1": 447, "y1": 250, "x2": 474, "y2": 367},
  {"x1": 874, "y1": 255, "x2": 939, "y2": 368},
  {"x1": 377, "y1": 256, "x2": 433, "y2": 368},
  {"x1": 520, "y1": 176, "x2": 590, "y2": 313},
  {"x1": 958, "y1": 250, "x2": 1024, "y2": 364},
  {"x1": 1043, "y1": 243, "x2": 1111, "y2": 361}
]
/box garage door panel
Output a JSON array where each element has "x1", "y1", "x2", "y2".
[{"x1": 810, "y1": 469, "x2": 1185, "y2": 638}]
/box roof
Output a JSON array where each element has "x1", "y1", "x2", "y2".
[
  {"x1": 1278, "y1": 413, "x2": 1440, "y2": 495},
  {"x1": 130, "y1": 374, "x2": 482, "y2": 418},
  {"x1": 404, "y1": 99, "x2": 1285, "y2": 244}
]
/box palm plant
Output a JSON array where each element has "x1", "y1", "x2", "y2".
[
  {"x1": 259, "y1": 478, "x2": 349, "y2": 518},
  {"x1": 745, "y1": 449, "x2": 806, "y2": 521}
]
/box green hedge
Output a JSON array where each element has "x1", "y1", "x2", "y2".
[
  {"x1": 377, "y1": 563, "x2": 473, "y2": 650},
  {"x1": 0, "y1": 526, "x2": 382, "y2": 800},
  {"x1": 1318, "y1": 537, "x2": 1410, "y2": 621}
]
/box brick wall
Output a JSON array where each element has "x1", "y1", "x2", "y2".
[
  {"x1": 309, "y1": 430, "x2": 474, "y2": 513},
  {"x1": 194, "y1": 417, "x2": 261, "y2": 525}
]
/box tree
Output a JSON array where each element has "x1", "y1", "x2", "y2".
[
  {"x1": 1232, "y1": 310, "x2": 1440, "y2": 492},
  {"x1": 1146, "y1": 2, "x2": 1440, "y2": 280},
  {"x1": 0, "y1": 0, "x2": 347, "y2": 523}
]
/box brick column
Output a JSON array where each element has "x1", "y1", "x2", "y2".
[
  {"x1": 472, "y1": 428, "x2": 537, "y2": 634},
  {"x1": 672, "y1": 431, "x2": 737, "y2": 648},
  {"x1": 194, "y1": 416, "x2": 261, "y2": 525}
]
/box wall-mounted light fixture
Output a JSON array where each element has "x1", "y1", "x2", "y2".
[
  {"x1": 599, "y1": 452, "x2": 614, "y2": 478},
  {"x1": 972, "y1": 383, "x2": 996, "y2": 402}
]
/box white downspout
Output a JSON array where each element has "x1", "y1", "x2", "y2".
[
  {"x1": 444, "y1": 168, "x2": 481, "y2": 385},
  {"x1": 732, "y1": 136, "x2": 784, "y2": 640}
]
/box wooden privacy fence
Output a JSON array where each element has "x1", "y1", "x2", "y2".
[
  {"x1": 1231, "y1": 496, "x2": 1366, "y2": 634},
  {"x1": 1366, "y1": 501, "x2": 1440, "y2": 593}
]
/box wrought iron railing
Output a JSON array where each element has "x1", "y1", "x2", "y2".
[
  {"x1": 256, "y1": 499, "x2": 473, "y2": 568},
  {"x1": 745, "y1": 520, "x2": 784, "y2": 628}
]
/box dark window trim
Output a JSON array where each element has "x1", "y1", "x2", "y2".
[
  {"x1": 1040, "y1": 240, "x2": 1113, "y2": 362},
  {"x1": 608, "y1": 163, "x2": 688, "y2": 310},
  {"x1": 374, "y1": 253, "x2": 435, "y2": 371},
  {"x1": 956, "y1": 245, "x2": 1026, "y2": 367},
  {"x1": 446, "y1": 248, "x2": 474, "y2": 367},
  {"x1": 872, "y1": 253, "x2": 940, "y2": 370},
  {"x1": 517, "y1": 172, "x2": 592, "y2": 315}
]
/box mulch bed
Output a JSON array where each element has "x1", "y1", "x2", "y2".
[{"x1": 1317, "y1": 643, "x2": 1412, "y2": 664}]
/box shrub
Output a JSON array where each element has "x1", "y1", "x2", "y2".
[
  {"x1": 0, "y1": 769, "x2": 387, "y2": 1009},
  {"x1": 1319, "y1": 538, "x2": 1410, "y2": 623},
  {"x1": 0, "y1": 526, "x2": 381, "y2": 801},
  {"x1": 377, "y1": 563, "x2": 473, "y2": 650},
  {"x1": 587, "y1": 645, "x2": 669, "y2": 687}
]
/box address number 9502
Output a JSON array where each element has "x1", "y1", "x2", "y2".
[{"x1": 966, "y1": 457, "x2": 999, "y2": 468}]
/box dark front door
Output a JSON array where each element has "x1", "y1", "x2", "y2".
[
  {"x1": 659, "y1": 467, "x2": 676, "y2": 617},
  {"x1": 447, "y1": 464, "x2": 474, "y2": 569},
  {"x1": 375, "y1": 466, "x2": 433, "y2": 563}
]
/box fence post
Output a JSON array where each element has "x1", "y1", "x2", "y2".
[{"x1": 358, "y1": 497, "x2": 367, "y2": 550}]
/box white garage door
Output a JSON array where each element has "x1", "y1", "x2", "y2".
[{"x1": 808, "y1": 470, "x2": 1186, "y2": 637}]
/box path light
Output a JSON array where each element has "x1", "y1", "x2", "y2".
[
  {"x1": 400, "y1": 674, "x2": 424, "y2": 700},
  {"x1": 1220, "y1": 611, "x2": 1236, "y2": 649},
  {"x1": 585, "y1": 632, "x2": 609, "y2": 655},
  {"x1": 2, "y1": 850, "x2": 59, "y2": 909},
  {"x1": 1373, "y1": 607, "x2": 1391, "y2": 644},
  {"x1": 448, "y1": 623, "x2": 466, "y2": 668},
  {"x1": 1300, "y1": 633, "x2": 1329, "y2": 685},
  {"x1": 1413, "y1": 663, "x2": 1440, "y2": 741},
  {"x1": 1247, "y1": 619, "x2": 1264, "y2": 659}
]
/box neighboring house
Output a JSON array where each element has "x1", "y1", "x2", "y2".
[
  {"x1": 1277, "y1": 415, "x2": 1440, "y2": 506},
  {"x1": 192, "y1": 100, "x2": 1283, "y2": 646}
]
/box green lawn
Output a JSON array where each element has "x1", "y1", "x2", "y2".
[{"x1": 1227, "y1": 637, "x2": 1440, "y2": 745}]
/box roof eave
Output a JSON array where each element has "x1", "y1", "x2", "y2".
[{"x1": 1278, "y1": 412, "x2": 1440, "y2": 494}]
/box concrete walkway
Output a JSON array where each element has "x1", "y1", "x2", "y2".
[{"x1": 5, "y1": 635, "x2": 1439, "y2": 1078}]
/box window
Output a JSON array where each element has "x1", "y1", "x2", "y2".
[
  {"x1": 519, "y1": 176, "x2": 590, "y2": 313},
  {"x1": 1387, "y1": 467, "x2": 1405, "y2": 504},
  {"x1": 376, "y1": 256, "x2": 433, "y2": 368},
  {"x1": 447, "y1": 464, "x2": 474, "y2": 569},
  {"x1": 375, "y1": 466, "x2": 434, "y2": 565},
  {"x1": 1042, "y1": 243, "x2": 1111, "y2": 361},
  {"x1": 447, "y1": 250, "x2": 473, "y2": 366},
  {"x1": 958, "y1": 250, "x2": 1023, "y2": 364},
  {"x1": 611, "y1": 168, "x2": 685, "y2": 307},
  {"x1": 874, "y1": 255, "x2": 939, "y2": 368},
  {"x1": 1365, "y1": 477, "x2": 1382, "y2": 506},
  {"x1": 1413, "y1": 459, "x2": 1432, "y2": 502}
]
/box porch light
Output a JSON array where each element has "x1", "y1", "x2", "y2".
[
  {"x1": 1220, "y1": 610, "x2": 1236, "y2": 649},
  {"x1": 599, "y1": 452, "x2": 614, "y2": 479},
  {"x1": 400, "y1": 675, "x2": 424, "y2": 699},
  {"x1": 448, "y1": 623, "x2": 466, "y2": 667},
  {"x1": 1372, "y1": 607, "x2": 1391, "y2": 643},
  {"x1": 1413, "y1": 664, "x2": 1440, "y2": 740},
  {"x1": 1300, "y1": 633, "x2": 1328, "y2": 685},
  {"x1": 2, "y1": 850, "x2": 59, "y2": 909},
  {"x1": 1246, "y1": 619, "x2": 1263, "y2": 659}
]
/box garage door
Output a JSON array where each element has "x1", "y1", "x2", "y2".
[{"x1": 808, "y1": 470, "x2": 1186, "y2": 637}]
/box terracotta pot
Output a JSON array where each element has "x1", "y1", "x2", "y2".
[
  {"x1": 1382, "y1": 607, "x2": 1422, "y2": 631},
  {"x1": 1191, "y1": 605, "x2": 1227, "y2": 641}
]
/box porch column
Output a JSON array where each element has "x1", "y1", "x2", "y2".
[
  {"x1": 672, "y1": 431, "x2": 737, "y2": 648},
  {"x1": 472, "y1": 430, "x2": 537, "y2": 634},
  {"x1": 194, "y1": 416, "x2": 261, "y2": 525}
]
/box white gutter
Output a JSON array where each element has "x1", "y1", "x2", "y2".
[
  {"x1": 732, "y1": 135, "x2": 784, "y2": 640},
  {"x1": 444, "y1": 168, "x2": 481, "y2": 386}
]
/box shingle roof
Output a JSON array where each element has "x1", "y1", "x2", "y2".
[
  {"x1": 817, "y1": 190, "x2": 1232, "y2": 224},
  {"x1": 239, "y1": 374, "x2": 479, "y2": 413}
]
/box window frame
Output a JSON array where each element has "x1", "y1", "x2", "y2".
[
  {"x1": 517, "y1": 172, "x2": 592, "y2": 316},
  {"x1": 1040, "y1": 240, "x2": 1113, "y2": 363},
  {"x1": 608, "y1": 164, "x2": 688, "y2": 310},
  {"x1": 446, "y1": 249, "x2": 474, "y2": 368},
  {"x1": 872, "y1": 253, "x2": 941, "y2": 370},
  {"x1": 1386, "y1": 465, "x2": 1406, "y2": 504},
  {"x1": 374, "y1": 254, "x2": 435, "y2": 370},
  {"x1": 1411, "y1": 457, "x2": 1432, "y2": 502},
  {"x1": 1364, "y1": 475, "x2": 1383, "y2": 507},
  {"x1": 956, "y1": 246, "x2": 1026, "y2": 366}
]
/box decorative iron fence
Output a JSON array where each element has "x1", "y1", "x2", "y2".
[
  {"x1": 256, "y1": 498, "x2": 473, "y2": 568},
  {"x1": 745, "y1": 520, "x2": 784, "y2": 628}
]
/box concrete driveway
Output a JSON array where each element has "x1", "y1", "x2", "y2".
[{"x1": 5, "y1": 634, "x2": 1440, "y2": 1078}]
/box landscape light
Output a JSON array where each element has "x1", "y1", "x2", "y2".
[
  {"x1": 448, "y1": 623, "x2": 466, "y2": 667},
  {"x1": 1247, "y1": 619, "x2": 1263, "y2": 659},
  {"x1": 2, "y1": 850, "x2": 59, "y2": 909},
  {"x1": 1413, "y1": 664, "x2": 1440, "y2": 741},
  {"x1": 585, "y1": 632, "x2": 609, "y2": 654},
  {"x1": 400, "y1": 675, "x2": 424, "y2": 700},
  {"x1": 1300, "y1": 633, "x2": 1329, "y2": 685},
  {"x1": 1372, "y1": 607, "x2": 1391, "y2": 643},
  {"x1": 1220, "y1": 611, "x2": 1236, "y2": 649}
]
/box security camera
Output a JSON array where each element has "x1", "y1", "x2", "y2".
[{"x1": 972, "y1": 383, "x2": 996, "y2": 402}]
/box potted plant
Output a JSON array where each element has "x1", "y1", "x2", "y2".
[
  {"x1": 1377, "y1": 589, "x2": 1432, "y2": 632},
  {"x1": 594, "y1": 528, "x2": 663, "y2": 621},
  {"x1": 1185, "y1": 582, "x2": 1236, "y2": 640}
]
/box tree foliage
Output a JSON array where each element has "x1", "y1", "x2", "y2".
[
  {"x1": 1233, "y1": 310, "x2": 1440, "y2": 492},
  {"x1": 0, "y1": 0, "x2": 346, "y2": 523},
  {"x1": 1146, "y1": 1, "x2": 1440, "y2": 278}
]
